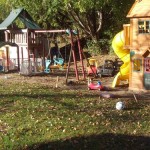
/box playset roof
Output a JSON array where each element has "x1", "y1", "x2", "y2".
[
  {"x1": 0, "y1": 8, "x2": 40, "y2": 30},
  {"x1": 127, "y1": 0, "x2": 150, "y2": 18}
]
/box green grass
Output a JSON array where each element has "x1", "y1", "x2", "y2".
[{"x1": 0, "y1": 76, "x2": 150, "y2": 150}]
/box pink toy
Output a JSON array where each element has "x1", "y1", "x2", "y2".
[
  {"x1": 88, "y1": 81, "x2": 103, "y2": 90},
  {"x1": 87, "y1": 65, "x2": 97, "y2": 76}
]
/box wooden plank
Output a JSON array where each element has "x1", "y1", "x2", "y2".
[{"x1": 34, "y1": 29, "x2": 66, "y2": 33}]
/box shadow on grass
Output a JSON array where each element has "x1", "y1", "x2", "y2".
[
  {"x1": 24, "y1": 133, "x2": 150, "y2": 150},
  {"x1": 0, "y1": 91, "x2": 100, "y2": 113},
  {"x1": 0, "y1": 90, "x2": 149, "y2": 114}
]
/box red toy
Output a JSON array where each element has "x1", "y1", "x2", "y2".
[
  {"x1": 87, "y1": 65, "x2": 97, "y2": 76},
  {"x1": 88, "y1": 81, "x2": 104, "y2": 90},
  {"x1": 87, "y1": 58, "x2": 98, "y2": 76}
]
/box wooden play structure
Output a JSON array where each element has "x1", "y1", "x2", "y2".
[
  {"x1": 112, "y1": 0, "x2": 150, "y2": 90},
  {"x1": 0, "y1": 8, "x2": 42, "y2": 73},
  {"x1": 0, "y1": 8, "x2": 86, "y2": 81}
]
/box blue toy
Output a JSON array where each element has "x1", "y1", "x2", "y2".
[
  {"x1": 44, "y1": 60, "x2": 51, "y2": 73},
  {"x1": 0, "y1": 65, "x2": 4, "y2": 72},
  {"x1": 53, "y1": 58, "x2": 64, "y2": 66}
]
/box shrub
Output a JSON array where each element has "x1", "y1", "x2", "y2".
[{"x1": 87, "y1": 39, "x2": 110, "y2": 55}]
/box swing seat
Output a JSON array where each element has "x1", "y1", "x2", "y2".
[
  {"x1": 53, "y1": 58, "x2": 64, "y2": 66},
  {"x1": 0, "y1": 65, "x2": 4, "y2": 72},
  {"x1": 44, "y1": 60, "x2": 51, "y2": 73}
]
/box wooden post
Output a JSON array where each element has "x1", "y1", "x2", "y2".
[
  {"x1": 65, "y1": 46, "x2": 72, "y2": 84},
  {"x1": 56, "y1": 76, "x2": 59, "y2": 88},
  {"x1": 132, "y1": 92, "x2": 138, "y2": 103},
  {"x1": 33, "y1": 48, "x2": 36, "y2": 72},
  {"x1": 6, "y1": 47, "x2": 9, "y2": 71},
  {"x1": 76, "y1": 29, "x2": 86, "y2": 80},
  {"x1": 21, "y1": 47, "x2": 23, "y2": 63},
  {"x1": 70, "y1": 29, "x2": 79, "y2": 81},
  {"x1": 43, "y1": 36, "x2": 45, "y2": 68},
  {"x1": 17, "y1": 46, "x2": 20, "y2": 71},
  {"x1": 27, "y1": 29, "x2": 30, "y2": 68},
  {"x1": 5, "y1": 31, "x2": 8, "y2": 42}
]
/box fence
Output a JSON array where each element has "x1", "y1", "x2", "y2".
[{"x1": 20, "y1": 58, "x2": 44, "y2": 75}]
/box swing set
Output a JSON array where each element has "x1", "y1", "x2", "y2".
[
  {"x1": 44, "y1": 33, "x2": 66, "y2": 73},
  {"x1": 33, "y1": 29, "x2": 86, "y2": 81}
]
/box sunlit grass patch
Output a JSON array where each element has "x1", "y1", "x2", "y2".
[{"x1": 0, "y1": 78, "x2": 150, "y2": 150}]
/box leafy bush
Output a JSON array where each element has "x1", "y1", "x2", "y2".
[
  {"x1": 108, "y1": 38, "x2": 115, "y2": 55},
  {"x1": 87, "y1": 39, "x2": 110, "y2": 55}
]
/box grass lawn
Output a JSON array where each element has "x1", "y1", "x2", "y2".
[{"x1": 0, "y1": 75, "x2": 150, "y2": 150}]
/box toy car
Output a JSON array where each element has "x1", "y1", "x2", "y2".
[
  {"x1": 97, "y1": 60, "x2": 115, "y2": 77},
  {"x1": 88, "y1": 81, "x2": 103, "y2": 90},
  {"x1": 113, "y1": 58, "x2": 123, "y2": 72}
]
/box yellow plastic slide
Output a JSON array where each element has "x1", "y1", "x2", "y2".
[{"x1": 112, "y1": 31, "x2": 130, "y2": 87}]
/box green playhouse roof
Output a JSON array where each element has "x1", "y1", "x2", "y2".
[{"x1": 0, "y1": 8, "x2": 41, "y2": 30}]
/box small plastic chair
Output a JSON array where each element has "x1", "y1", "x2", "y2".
[
  {"x1": 53, "y1": 58, "x2": 64, "y2": 66},
  {"x1": 0, "y1": 65, "x2": 4, "y2": 72},
  {"x1": 44, "y1": 60, "x2": 51, "y2": 73}
]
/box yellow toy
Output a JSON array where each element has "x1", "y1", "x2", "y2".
[
  {"x1": 87, "y1": 58, "x2": 98, "y2": 76},
  {"x1": 112, "y1": 31, "x2": 130, "y2": 87}
]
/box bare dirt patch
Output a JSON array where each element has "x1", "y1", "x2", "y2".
[{"x1": 0, "y1": 54, "x2": 149, "y2": 101}]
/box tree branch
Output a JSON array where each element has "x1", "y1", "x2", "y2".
[
  {"x1": 86, "y1": 13, "x2": 95, "y2": 37},
  {"x1": 96, "y1": 11, "x2": 102, "y2": 33},
  {"x1": 67, "y1": 3, "x2": 92, "y2": 36}
]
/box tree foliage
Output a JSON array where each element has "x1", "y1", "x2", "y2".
[
  {"x1": 1, "y1": 0, "x2": 134, "y2": 37},
  {"x1": 0, "y1": 0, "x2": 135, "y2": 53}
]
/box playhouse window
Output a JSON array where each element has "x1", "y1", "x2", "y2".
[
  {"x1": 138, "y1": 21, "x2": 150, "y2": 33},
  {"x1": 133, "y1": 59, "x2": 142, "y2": 72},
  {"x1": 145, "y1": 58, "x2": 150, "y2": 73}
]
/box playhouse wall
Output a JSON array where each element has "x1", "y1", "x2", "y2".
[
  {"x1": 130, "y1": 19, "x2": 138, "y2": 49},
  {"x1": 0, "y1": 48, "x2": 5, "y2": 68},
  {"x1": 19, "y1": 46, "x2": 29, "y2": 60},
  {"x1": 129, "y1": 54, "x2": 144, "y2": 90},
  {"x1": 128, "y1": 18, "x2": 150, "y2": 90},
  {"x1": 123, "y1": 24, "x2": 131, "y2": 47},
  {"x1": 0, "y1": 46, "x2": 18, "y2": 70},
  {"x1": 130, "y1": 18, "x2": 150, "y2": 51}
]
